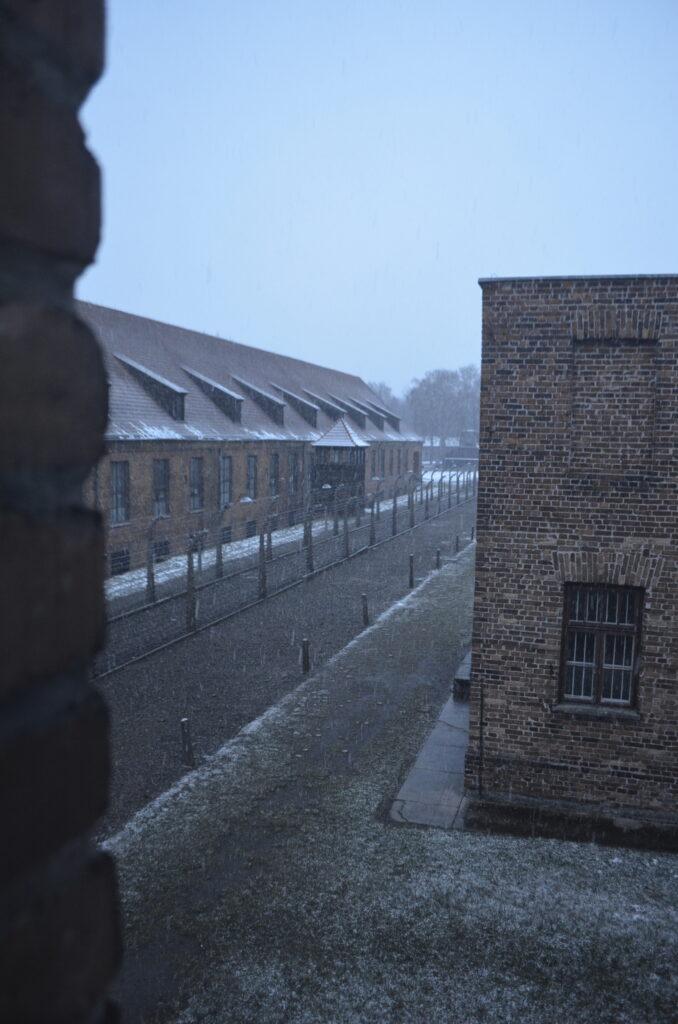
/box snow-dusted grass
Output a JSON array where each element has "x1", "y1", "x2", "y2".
[{"x1": 112, "y1": 548, "x2": 674, "y2": 1024}]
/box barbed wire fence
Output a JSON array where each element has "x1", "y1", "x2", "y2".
[{"x1": 94, "y1": 466, "x2": 478, "y2": 679}]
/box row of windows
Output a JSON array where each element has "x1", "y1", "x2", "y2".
[
  {"x1": 110, "y1": 451, "x2": 301, "y2": 525},
  {"x1": 109, "y1": 519, "x2": 265, "y2": 575},
  {"x1": 368, "y1": 447, "x2": 418, "y2": 477}
]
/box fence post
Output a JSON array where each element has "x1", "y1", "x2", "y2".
[
  {"x1": 465, "y1": 472, "x2": 469, "y2": 500},
  {"x1": 409, "y1": 552, "x2": 415, "y2": 589},
  {"x1": 409, "y1": 487, "x2": 415, "y2": 529},
  {"x1": 306, "y1": 512, "x2": 314, "y2": 573},
  {"x1": 343, "y1": 505, "x2": 350, "y2": 558},
  {"x1": 258, "y1": 531, "x2": 267, "y2": 598},
  {"x1": 471, "y1": 525, "x2": 475, "y2": 542},
  {"x1": 302, "y1": 637, "x2": 310, "y2": 674},
  {"x1": 456, "y1": 474, "x2": 460, "y2": 505},
  {"x1": 180, "y1": 717, "x2": 195, "y2": 768},
  {"x1": 424, "y1": 489, "x2": 429, "y2": 520},
  {"x1": 354, "y1": 498, "x2": 361, "y2": 528},
  {"x1": 146, "y1": 538, "x2": 156, "y2": 604},
  {"x1": 376, "y1": 494, "x2": 381, "y2": 521},
  {"x1": 369, "y1": 499, "x2": 376, "y2": 545},
  {"x1": 361, "y1": 592, "x2": 369, "y2": 627},
  {"x1": 436, "y1": 548, "x2": 441, "y2": 570},
  {"x1": 392, "y1": 491, "x2": 397, "y2": 537},
  {"x1": 186, "y1": 544, "x2": 197, "y2": 632},
  {"x1": 266, "y1": 516, "x2": 273, "y2": 560},
  {"x1": 333, "y1": 495, "x2": 339, "y2": 536},
  {"x1": 437, "y1": 478, "x2": 442, "y2": 514},
  {"x1": 448, "y1": 473, "x2": 452, "y2": 509},
  {"x1": 215, "y1": 530, "x2": 224, "y2": 579},
  {"x1": 455, "y1": 534, "x2": 460, "y2": 554}
]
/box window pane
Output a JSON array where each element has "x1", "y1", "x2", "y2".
[{"x1": 563, "y1": 629, "x2": 596, "y2": 700}]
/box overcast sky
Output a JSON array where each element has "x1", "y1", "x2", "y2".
[{"x1": 79, "y1": 0, "x2": 678, "y2": 394}]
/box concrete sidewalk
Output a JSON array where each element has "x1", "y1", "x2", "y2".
[{"x1": 390, "y1": 692, "x2": 468, "y2": 829}]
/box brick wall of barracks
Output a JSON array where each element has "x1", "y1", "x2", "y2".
[
  {"x1": 0, "y1": 3, "x2": 121, "y2": 1021},
  {"x1": 464, "y1": 276, "x2": 678, "y2": 822},
  {"x1": 86, "y1": 439, "x2": 422, "y2": 574}
]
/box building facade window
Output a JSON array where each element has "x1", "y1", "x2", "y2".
[
  {"x1": 152, "y1": 458, "x2": 170, "y2": 517},
  {"x1": 247, "y1": 455, "x2": 258, "y2": 499},
  {"x1": 110, "y1": 547, "x2": 130, "y2": 575},
  {"x1": 270, "y1": 453, "x2": 280, "y2": 496},
  {"x1": 560, "y1": 584, "x2": 642, "y2": 706},
  {"x1": 152, "y1": 538, "x2": 170, "y2": 563},
  {"x1": 110, "y1": 460, "x2": 130, "y2": 524},
  {"x1": 219, "y1": 453, "x2": 232, "y2": 508},
  {"x1": 288, "y1": 451, "x2": 300, "y2": 495},
  {"x1": 189, "y1": 456, "x2": 204, "y2": 510}
]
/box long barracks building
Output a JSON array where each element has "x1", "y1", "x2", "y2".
[{"x1": 80, "y1": 303, "x2": 422, "y2": 576}]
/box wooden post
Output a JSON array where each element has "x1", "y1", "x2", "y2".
[
  {"x1": 186, "y1": 544, "x2": 197, "y2": 632},
  {"x1": 302, "y1": 637, "x2": 310, "y2": 674},
  {"x1": 369, "y1": 500, "x2": 376, "y2": 545},
  {"x1": 409, "y1": 553, "x2": 415, "y2": 589},
  {"x1": 361, "y1": 592, "x2": 369, "y2": 627},
  {"x1": 258, "y1": 531, "x2": 268, "y2": 598},
  {"x1": 180, "y1": 717, "x2": 195, "y2": 768},
  {"x1": 343, "y1": 506, "x2": 350, "y2": 559},
  {"x1": 306, "y1": 512, "x2": 314, "y2": 573},
  {"x1": 146, "y1": 538, "x2": 156, "y2": 604}
]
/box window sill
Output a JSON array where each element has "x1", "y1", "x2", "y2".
[{"x1": 551, "y1": 702, "x2": 640, "y2": 723}]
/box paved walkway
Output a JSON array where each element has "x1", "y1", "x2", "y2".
[{"x1": 390, "y1": 693, "x2": 468, "y2": 829}]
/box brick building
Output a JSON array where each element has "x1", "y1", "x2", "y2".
[
  {"x1": 465, "y1": 275, "x2": 678, "y2": 843},
  {"x1": 80, "y1": 303, "x2": 422, "y2": 575}
]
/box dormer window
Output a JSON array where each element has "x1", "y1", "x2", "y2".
[{"x1": 115, "y1": 354, "x2": 186, "y2": 421}]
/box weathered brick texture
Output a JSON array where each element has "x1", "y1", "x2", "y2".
[
  {"x1": 0, "y1": 0, "x2": 120, "y2": 1018},
  {"x1": 465, "y1": 276, "x2": 678, "y2": 828}
]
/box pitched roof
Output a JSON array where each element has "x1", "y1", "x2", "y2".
[
  {"x1": 312, "y1": 417, "x2": 371, "y2": 448},
  {"x1": 77, "y1": 302, "x2": 421, "y2": 445}
]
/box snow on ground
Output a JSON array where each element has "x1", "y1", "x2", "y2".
[
  {"x1": 112, "y1": 550, "x2": 676, "y2": 1024},
  {"x1": 105, "y1": 517, "x2": 331, "y2": 602}
]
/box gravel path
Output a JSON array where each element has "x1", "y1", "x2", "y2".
[
  {"x1": 98, "y1": 501, "x2": 475, "y2": 836},
  {"x1": 107, "y1": 548, "x2": 677, "y2": 1024}
]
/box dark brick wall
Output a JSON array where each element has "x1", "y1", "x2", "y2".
[
  {"x1": 0, "y1": 2, "x2": 120, "y2": 1020},
  {"x1": 465, "y1": 276, "x2": 678, "y2": 822},
  {"x1": 84, "y1": 439, "x2": 422, "y2": 573}
]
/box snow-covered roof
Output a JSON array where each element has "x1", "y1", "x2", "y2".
[
  {"x1": 78, "y1": 302, "x2": 422, "y2": 444},
  {"x1": 312, "y1": 417, "x2": 371, "y2": 448}
]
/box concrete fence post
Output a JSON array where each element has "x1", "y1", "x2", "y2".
[
  {"x1": 456, "y1": 474, "x2": 460, "y2": 505},
  {"x1": 361, "y1": 592, "x2": 369, "y2": 627},
  {"x1": 333, "y1": 495, "x2": 339, "y2": 536},
  {"x1": 455, "y1": 534, "x2": 460, "y2": 554},
  {"x1": 369, "y1": 500, "x2": 376, "y2": 545},
  {"x1": 392, "y1": 492, "x2": 397, "y2": 537},
  {"x1": 306, "y1": 513, "x2": 314, "y2": 573},
  {"x1": 436, "y1": 548, "x2": 441, "y2": 570},
  {"x1": 186, "y1": 545, "x2": 197, "y2": 632},
  {"x1": 354, "y1": 498, "x2": 361, "y2": 528},
  {"x1": 424, "y1": 489, "x2": 429, "y2": 520},
  {"x1": 259, "y1": 531, "x2": 267, "y2": 598},
  {"x1": 448, "y1": 473, "x2": 452, "y2": 509},
  {"x1": 146, "y1": 539, "x2": 156, "y2": 604},
  {"x1": 215, "y1": 531, "x2": 224, "y2": 579},
  {"x1": 409, "y1": 553, "x2": 415, "y2": 589},
  {"x1": 180, "y1": 718, "x2": 195, "y2": 768},
  {"x1": 343, "y1": 507, "x2": 350, "y2": 559},
  {"x1": 302, "y1": 637, "x2": 310, "y2": 674},
  {"x1": 266, "y1": 517, "x2": 273, "y2": 561},
  {"x1": 471, "y1": 525, "x2": 475, "y2": 542}
]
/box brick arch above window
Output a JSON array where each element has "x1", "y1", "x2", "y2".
[{"x1": 551, "y1": 548, "x2": 665, "y2": 593}]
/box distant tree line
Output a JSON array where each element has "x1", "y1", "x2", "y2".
[{"x1": 369, "y1": 365, "x2": 480, "y2": 446}]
